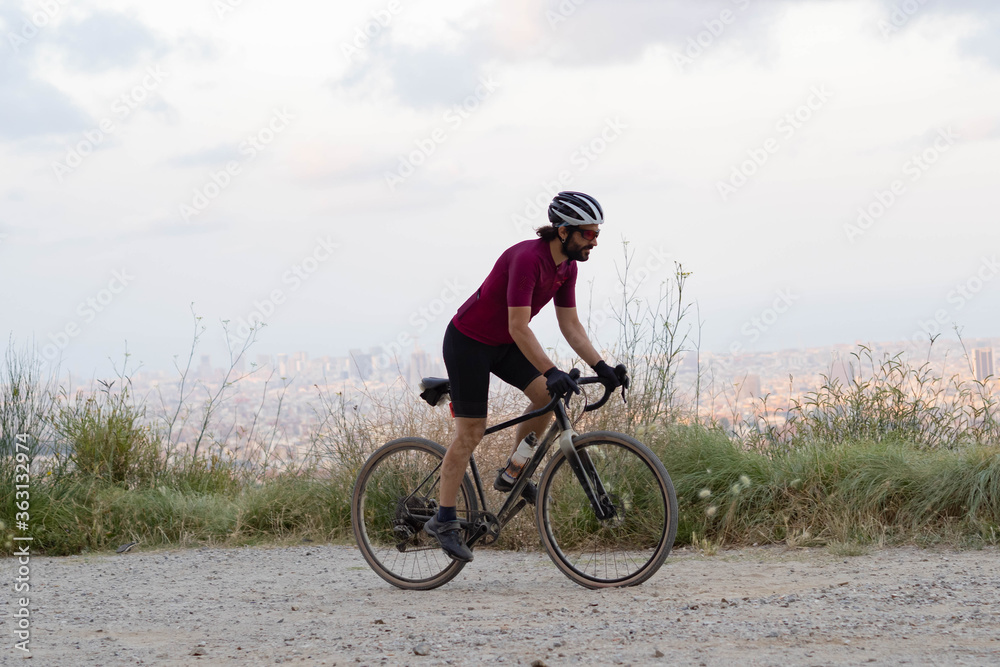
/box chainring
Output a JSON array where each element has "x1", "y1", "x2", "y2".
[{"x1": 470, "y1": 511, "x2": 501, "y2": 546}]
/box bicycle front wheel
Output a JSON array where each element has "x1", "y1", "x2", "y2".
[
  {"x1": 536, "y1": 431, "x2": 678, "y2": 588},
  {"x1": 352, "y1": 437, "x2": 478, "y2": 590}
]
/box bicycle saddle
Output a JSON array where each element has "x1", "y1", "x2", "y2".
[{"x1": 419, "y1": 377, "x2": 451, "y2": 407}]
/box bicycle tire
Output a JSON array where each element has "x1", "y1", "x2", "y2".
[
  {"x1": 536, "y1": 430, "x2": 678, "y2": 588},
  {"x1": 352, "y1": 437, "x2": 479, "y2": 590}
]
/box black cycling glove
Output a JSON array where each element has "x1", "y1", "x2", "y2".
[
  {"x1": 614, "y1": 363, "x2": 630, "y2": 390},
  {"x1": 592, "y1": 360, "x2": 621, "y2": 388},
  {"x1": 593, "y1": 360, "x2": 631, "y2": 391},
  {"x1": 544, "y1": 367, "x2": 581, "y2": 397}
]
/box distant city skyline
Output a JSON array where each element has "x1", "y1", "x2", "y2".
[
  {"x1": 123, "y1": 334, "x2": 999, "y2": 386},
  {"x1": 87, "y1": 334, "x2": 999, "y2": 457}
]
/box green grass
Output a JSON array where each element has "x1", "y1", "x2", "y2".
[
  {"x1": 18, "y1": 421, "x2": 996, "y2": 557},
  {"x1": 647, "y1": 424, "x2": 1000, "y2": 549},
  {"x1": 5, "y1": 325, "x2": 1000, "y2": 556},
  {"x1": 2, "y1": 447, "x2": 994, "y2": 556},
  {"x1": 20, "y1": 473, "x2": 356, "y2": 555}
]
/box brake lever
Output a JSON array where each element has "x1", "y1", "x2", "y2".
[
  {"x1": 613, "y1": 364, "x2": 630, "y2": 404},
  {"x1": 564, "y1": 367, "x2": 583, "y2": 405}
]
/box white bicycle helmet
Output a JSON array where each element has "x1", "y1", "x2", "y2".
[{"x1": 548, "y1": 191, "x2": 604, "y2": 227}]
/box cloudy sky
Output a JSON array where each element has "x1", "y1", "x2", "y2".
[{"x1": 2, "y1": 0, "x2": 999, "y2": 376}]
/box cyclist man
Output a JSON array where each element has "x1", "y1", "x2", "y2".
[{"x1": 424, "y1": 191, "x2": 628, "y2": 562}]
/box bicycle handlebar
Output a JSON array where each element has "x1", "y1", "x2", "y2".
[
  {"x1": 549, "y1": 369, "x2": 620, "y2": 412},
  {"x1": 558, "y1": 368, "x2": 621, "y2": 411},
  {"x1": 481, "y1": 370, "x2": 624, "y2": 436},
  {"x1": 573, "y1": 374, "x2": 619, "y2": 412}
]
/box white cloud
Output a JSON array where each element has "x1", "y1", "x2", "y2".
[{"x1": 3, "y1": 0, "x2": 1000, "y2": 373}]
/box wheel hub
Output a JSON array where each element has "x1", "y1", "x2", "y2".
[
  {"x1": 599, "y1": 492, "x2": 625, "y2": 527},
  {"x1": 393, "y1": 495, "x2": 438, "y2": 551}
]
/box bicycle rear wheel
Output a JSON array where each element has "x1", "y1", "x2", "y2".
[
  {"x1": 536, "y1": 430, "x2": 678, "y2": 588},
  {"x1": 352, "y1": 437, "x2": 478, "y2": 590}
]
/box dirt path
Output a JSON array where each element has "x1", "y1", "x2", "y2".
[{"x1": 9, "y1": 543, "x2": 1000, "y2": 665}]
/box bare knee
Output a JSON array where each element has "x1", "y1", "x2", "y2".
[
  {"x1": 524, "y1": 375, "x2": 550, "y2": 409},
  {"x1": 449, "y1": 418, "x2": 486, "y2": 457}
]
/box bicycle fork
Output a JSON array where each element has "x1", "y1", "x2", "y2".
[
  {"x1": 556, "y1": 428, "x2": 616, "y2": 521},
  {"x1": 465, "y1": 424, "x2": 615, "y2": 549}
]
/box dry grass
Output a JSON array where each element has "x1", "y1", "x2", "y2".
[{"x1": 5, "y1": 258, "x2": 1000, "y2": 555}]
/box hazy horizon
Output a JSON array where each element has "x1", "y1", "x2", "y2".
[{"x1": 3, "y1": 0, "x2": 999, "y2": 378}]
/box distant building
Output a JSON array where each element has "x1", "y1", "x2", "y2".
[
  {"x1": 324, "y1": 356, "x2": 351, "y2": 379},
  {"x1": 197, "y1": 354, "x2": 212, "y2": 378},
  {"x1": 744, "y1": 374, "x2": 762, "y2": 398},
  {"x1": 829, "y1": 358, "x2": 854, "y2": 388},
  {"x1": 787, "y1": 354, "x2": 807, "y2": 372},
  {"x1": 408, "y1": 347, "x2": 433, "y2": 386},
  {"x1": 974, "y1": 348, "x2": 994, "y2": 382},
  {"x1": 349, "y1": 349, "x2": 373, "y2": 381},
  {"x1": 292, "y1": 351, "x2": 308, "y2": 373}
]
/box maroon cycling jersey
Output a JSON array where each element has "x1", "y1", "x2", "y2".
[{"x1": 452, "y1": 238, "x2": 577, "y2": 346}]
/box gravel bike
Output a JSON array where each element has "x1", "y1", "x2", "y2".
[{"x1": 351, "y1": 371, "x2": 678, "y2": 590}]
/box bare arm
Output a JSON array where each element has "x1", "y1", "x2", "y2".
[
  {"x1": 555, "y1": 306, "x2": 602, "y2": 368},
  {"x1": 508, "y1": 307, "x2": 559, "y2": 373}
]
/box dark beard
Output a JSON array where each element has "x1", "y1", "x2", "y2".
[{"x1": 562, "y1": 238, "x2": 589, "y2": 262}]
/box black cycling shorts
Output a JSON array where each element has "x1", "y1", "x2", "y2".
[{"x1": 442, "y1": 321, "x2": 542, "y2": 419}]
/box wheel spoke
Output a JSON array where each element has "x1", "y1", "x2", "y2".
[
  {"x1": 538, "y1": 433, "x2": 677, "y2": 587},
  {"x1": 352, "y1": 439, "x2": 476, "y2": 590}
]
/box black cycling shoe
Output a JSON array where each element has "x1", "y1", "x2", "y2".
[
  {"x1": 493, "y1": 472, "x2": 538, "y2": 505},
  {"x1": 423, "y1": 515, "x2": 474, "y2": 562}
]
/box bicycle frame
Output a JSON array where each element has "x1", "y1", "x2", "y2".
[
  {"x1": 396, "y1": 376, "x2": 620, "y2": 549},
  {"x1": 460, "y1": 376, "x2": 620, "y2": 547}
]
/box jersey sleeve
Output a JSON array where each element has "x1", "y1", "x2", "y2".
[
  {"x1": 553, "y1": 262, "x2": 577, "y2": 308},
  {"x1": 506, "y1": 247, "x2": 540, "y2": 308}
]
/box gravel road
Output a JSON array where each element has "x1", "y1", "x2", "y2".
[{"x1": 8, "y1": 543, "x2": 1000, "y2": 665}]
